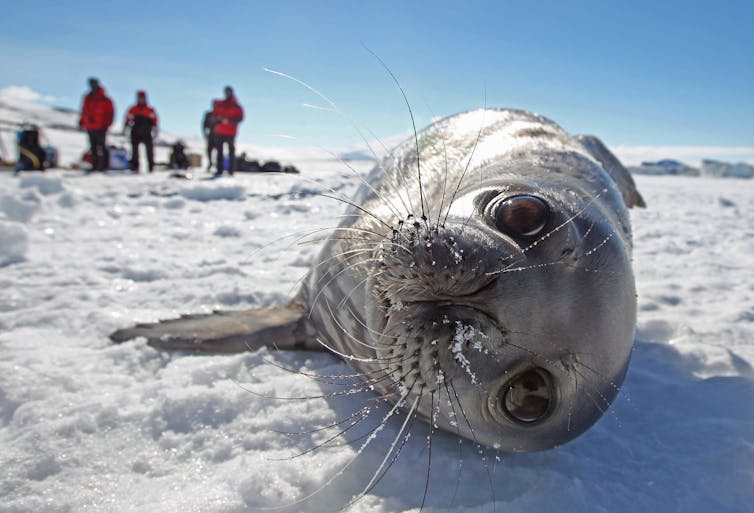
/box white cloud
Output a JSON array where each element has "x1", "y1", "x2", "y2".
[
  {"x1": 0, "y1": 85, "x2": 57, "y2": 105},
  {"x1": 611, "y1": 145, "x2": 754, "y2": 167}
]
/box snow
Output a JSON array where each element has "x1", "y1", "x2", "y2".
[
  {"x1": 0, "y1": 98, "x2": 753, "y2": 512},
  {"x1": 1, "y1": 166, "x2": 751, "y2": 513},
  {"x1": 0, "y1": 220, "x2": 28, "y2": 266}
]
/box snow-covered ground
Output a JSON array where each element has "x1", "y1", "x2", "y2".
[{"x1": 1, "y1": 162, "x2": 752, "y2": 513}]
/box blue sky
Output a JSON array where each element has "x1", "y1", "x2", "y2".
[{"x1": 1, "y1": 0, "x2": 752, "y2": 158}]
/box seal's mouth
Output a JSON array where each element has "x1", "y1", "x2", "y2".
[{"x1": 378, "y1": 302, "x2": 506, "y2": 393}]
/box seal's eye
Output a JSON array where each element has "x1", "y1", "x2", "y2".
[{"x1": 492, "y1": 195, "x2": 550, "y2": 237}]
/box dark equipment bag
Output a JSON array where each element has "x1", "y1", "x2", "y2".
[
  {"x1": 261, "y1": 161, "x2": 282, "y2": 173},
  {"x1": 16, "y1": 126, "x2": 47, "y2": 171},
  {"x1": 169, "y1": 141, "x2": 189, "y2": 170}
]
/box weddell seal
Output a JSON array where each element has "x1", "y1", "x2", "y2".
[{"x1": 111, "y1": 108, "x2": 645, "y2": 453}]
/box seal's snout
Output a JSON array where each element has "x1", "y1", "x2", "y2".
[
  {"x1": 499, "y1": 367, "x2": 554, "y2": 424},
  {"x1": 377, "y1": 221, "x2": 504, "y2": 302}
]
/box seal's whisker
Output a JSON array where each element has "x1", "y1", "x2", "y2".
[
  {"x1": 258, "y1": 170, "x2": 396, "y2": 232},
  {"x1": 349, "y1": 395, "x2": 419, "y2": 482},
  {"x1": 235, "y1": 361, "x2": 411, "y2": 403},
  {"x1": 296, "y1": 233, "x2": 380, "y2": 247},
  {"x1": 341, "y1": 385, "x2": 424, "y2": 511},
  {"x1": 311, "y1": 144, "x2": 406, "y2": 219},
  {"x1": 572, "y1": 359, "x2": 623, "y2": 393},
  {"x1": 461, "y1": 91, "x2": 490, "y2": 231},
  {"x1": 300, "y1": 237, "x2": 408, "y2": 259},
  {"x1": 264, "y1": 66, "x2": 417, "y2": 217},
  {"x1": 307, "y1": 257, "x2": 379, "y2": 320},
  {"x1": 419, "y1": 390, "x2": 436, "y2": 513},
  {"x1": 310, "y1": 251, "x2": 378, "y2": 293},
  {"x1": 359, "y1": 138, "x2": 420, "y2": 220},
  {"x1": 494, "y1": 259, "x2": 572, "y2": 275},
  {"x1": 442, "y1": 110, "x2": 486, "y2": 227},
  {"x1": 433, "y1": 117, "x2": 452, "y2": 228},
  {"x1": 570, "y1": 368, "x2": 610, "y2": 414},
  {"x1": 296, "y1": 228, "x2": 386, "y2": 245},
  {"x1": 313, "y1": 246, "x2": 390, "y2": 290},
  {"x1": 261, "y1": 354, "x2": 398, "y2": 384},
  {"x1": 286, "y1": 239, "x2": 401, "y2": 299},
  {"x1": 362, "y1": 46, "x2": 428, "y2": 225},
  {"x1": 572, "y1": 359, "x2": 637, "y2": 416},
  {"x1": 447, "y1": 381, "x2": 497, "y2": 509},
  {"x1": 264, "y1": 181, "x2": 395, "y2": 236},
  {"x1": 580, "y1": 217, "x2": 598, "y2": 242},
  {"x1": 271, "y1": 403, "x2": 376, "y2": 436},
  {"x1": 261, "y1": 355, "x2": 394, "y2": 386},
  {"x1": 444, "y1": 384, "x2": 465, "y2": 509},
  {"x1": 567, "y1": 367, "x2": 579, "y2": 433},
  {"x1": 414, "y1": 91, "x2": 451, "y2": 228},
  {"x1": 296, "y1": 225, "x2": 388, "y2": 243},
  {"x1": 267, "y1": 408, "x2": 374, "y2": 461},
  {"x1": 346, "y1": 307, "x2": 420, "y2": 362},
  {"x1": 347, "y1": 305, "x2": 394, "y2": 342},
  {"x1": 232, "y1": 378, "x2": 392, "y2": 402},
  {"x1": 584, "y1": 232, "x2": 615, "y2": 257},
  {"x1": 336, "y1": 270, "x2": 378, "y2": 311},
  {"x1": 245, "y1": 223, "x2": 362, "y2": 263},
  {"x1": 325, "y1": 298, "x2": 384, "y2": 352},
  {"x1": 314, "y1": 335, "x2": 418, "y2": 366},
  {"x1": 254, "y1": 380, "x2": 420, "y2": 512},
  {"x1": 317, "y1": 192, "x2": 395, "y2": 230}
]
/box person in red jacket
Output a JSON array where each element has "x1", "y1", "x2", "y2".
[
  {"x1": 124, "y1": 90, "x2": 158, "y2": 172},
  {"x1": 79, "y1": 77, "x2": 114, "y2": 171},
  {"x1": 211, "y1": 86, "x2": 244, "y2": 176}
]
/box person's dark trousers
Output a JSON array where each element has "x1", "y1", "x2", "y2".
[
  {"x1": 206, "y1": 134, "x2": 216, "y2": 171},
  {"x1": 88, "y1": 130, "x2": 108, "y2": 171},
  {"x1": 215, "y1": 134, "x2": 236, "y2": 175},
  {"x1": 130, "y1": 133, "x2": 154, "y2": 172}
]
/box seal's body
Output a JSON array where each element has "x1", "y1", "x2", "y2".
[{"x1": 112, "y1": 108, "x2": 644, "y2": 452}]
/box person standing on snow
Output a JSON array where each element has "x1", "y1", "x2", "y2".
[
  {"x1": 202, "y1": 108, "x2": 216, "y2": 172},
  {"x1": 211, "y1": 86, "x2": 244, "y2": 176},
  {"x1": 124, "y1": 90, "x2": 158, "y2": 173},
  {"x1": 79, "y1": 77, "x2": 114, "y2": 172}
]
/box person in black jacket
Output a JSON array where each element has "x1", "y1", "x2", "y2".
[
  {"x1": 202, "y1": 109, "x2": 216, "y2": 171},
  {"x1": 124, "y1": 90, "x2": 158, "y2": 172}
]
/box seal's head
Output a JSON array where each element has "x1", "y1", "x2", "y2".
[{"x1": 373, "y1": 156, "x2": 636, "y2": 452}]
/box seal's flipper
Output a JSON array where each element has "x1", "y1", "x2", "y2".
[
  {"x1": 576, "y1": 134, "x2": 646, "y2": 208},
  {"x1": 109, "y1": 303, "x2": 321, "y2": 353}
]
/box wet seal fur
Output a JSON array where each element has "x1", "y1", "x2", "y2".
[{"x1": 112, "y1": 108, "x2": 644, "y2": 452}]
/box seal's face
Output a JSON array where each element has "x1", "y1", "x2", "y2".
[{"x1": 373, "y1": 169, "x2": 636, "y2": 452}]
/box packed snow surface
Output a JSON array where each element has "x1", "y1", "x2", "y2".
[{"x1": 0, "y1": 164, "x2": 752, "y2": 513}]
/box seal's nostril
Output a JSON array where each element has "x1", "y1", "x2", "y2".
[{"x1": 501, "y1": 368, "x2": 553, "y2": 424}]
